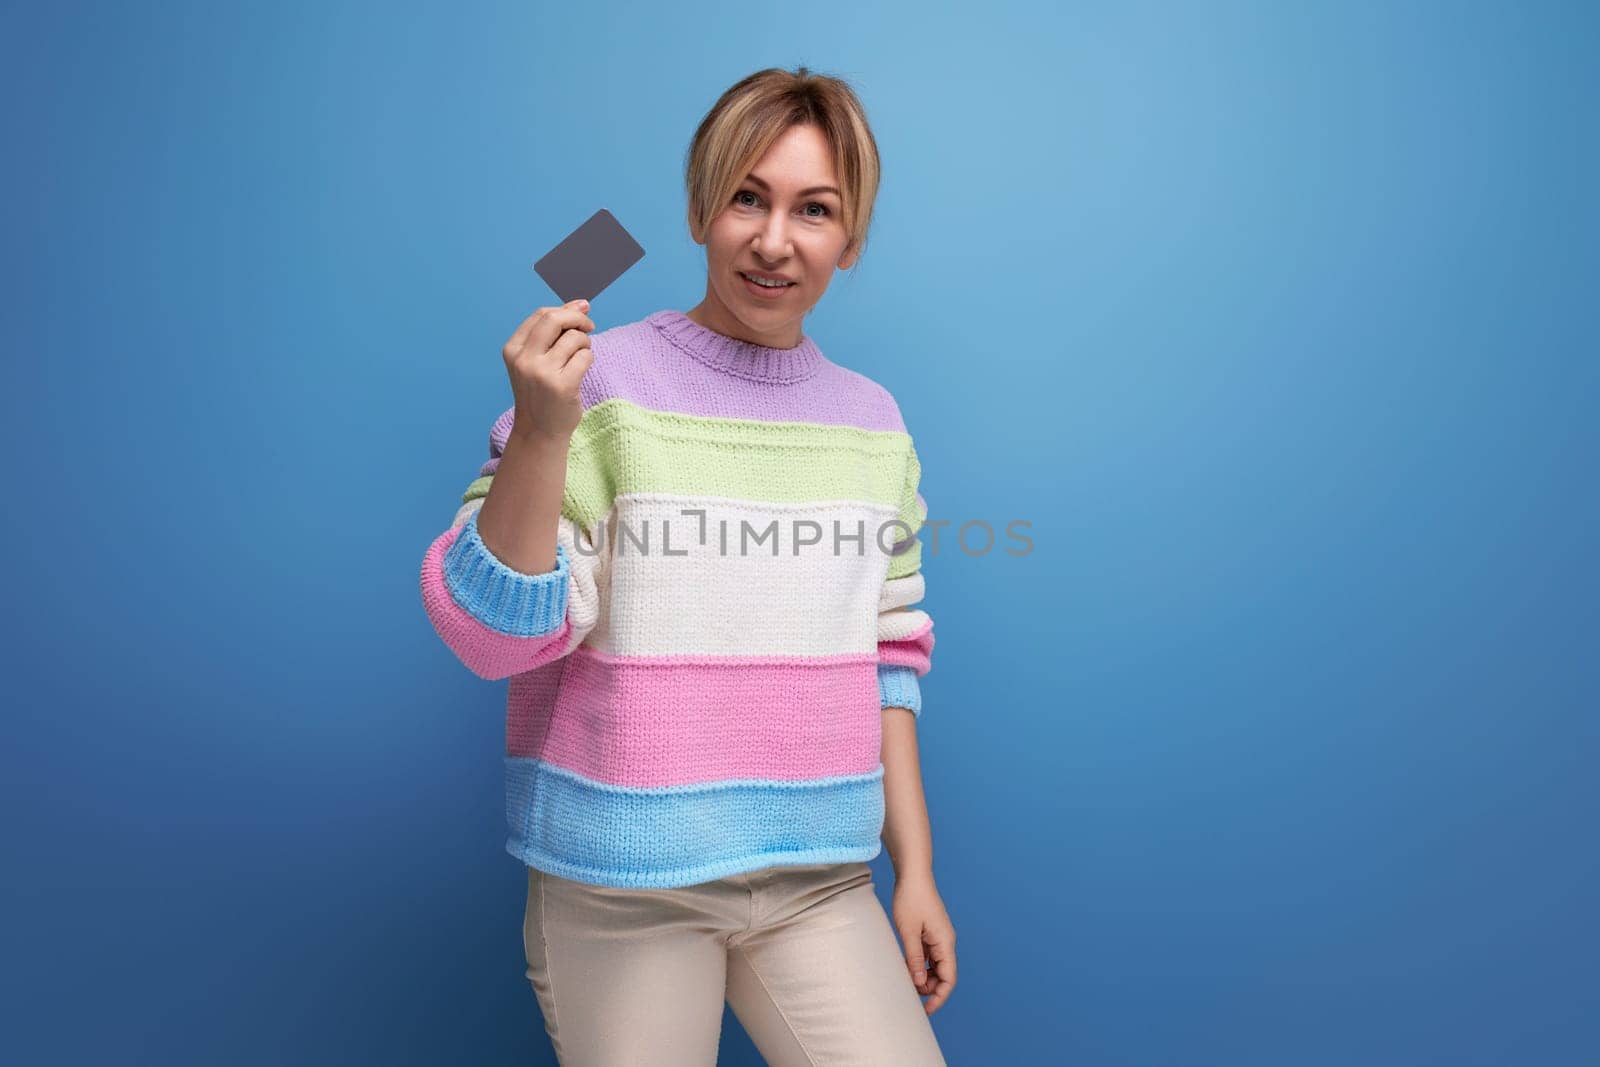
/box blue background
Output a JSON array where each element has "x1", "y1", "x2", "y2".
[{"x1": 5, "y1": 1, "x2": 1595, "y2": 1063}]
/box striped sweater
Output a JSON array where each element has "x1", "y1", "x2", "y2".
[{"x1": 419, "y1": 309, "x2": 933, "y2": 888}]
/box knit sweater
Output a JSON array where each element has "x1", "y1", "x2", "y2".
[{"x1": 419, "y1": 308, "x2": 934, "y2": 889}]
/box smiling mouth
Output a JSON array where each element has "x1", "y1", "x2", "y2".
[{"x1": 739, "y1": 271, "x2": 796, "y2": 295}]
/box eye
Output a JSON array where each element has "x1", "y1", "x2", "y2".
[{"x1": 733, "y1": 189, "x2": 832, "y2": 219}]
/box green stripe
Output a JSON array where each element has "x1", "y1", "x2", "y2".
[
  {"x1": 896, "y1": 448, "x2": 927, "y2": 580},
  {"x1": 466, "y1": 398, "x2": 927, "y2": 578},
  {"x1": 461, "y1": 475, "x2": 493, "y2": 504}
]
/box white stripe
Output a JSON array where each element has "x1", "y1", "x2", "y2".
[
  {"x1": 557, "y1": 513, "x2": 606, "y2": 655},
  {"x1": 879, "y1": 572, "x2": 924, "y2": 612},
  {"x1": 879, "y1": 606, "x2": 932, "y2": 644},
  {"x1": 451, "y1": 497, "x2": 483, "y2": 529},
  {"x1": 582, "y1": 494, "x2": 901, "y2": 658}
]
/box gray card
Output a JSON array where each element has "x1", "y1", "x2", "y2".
[{"x1": 532, "y1": 208, "x2": 646, "y2": 304}]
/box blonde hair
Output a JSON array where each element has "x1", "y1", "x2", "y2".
[{"x1": 684, "y1": 66, "x2": 881, "y2": 266}]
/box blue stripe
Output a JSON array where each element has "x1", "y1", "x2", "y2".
[
  {"x1": 877, "y1": 663, "x2": 923, "y2": 716},
  {"x1": 504, "y1": 757, "x2": 885, "y2": 888},
  {"x1": 441, "y1": 511, "x2": 570, "y2": 637}
]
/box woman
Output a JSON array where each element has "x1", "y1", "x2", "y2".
[{"x1": 420, "y1": 66, "x2": 955, "y2": 1065}]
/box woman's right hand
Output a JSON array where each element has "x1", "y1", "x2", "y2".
[{"x1": 502, "y1": 298, "x2": 597, "y2": 444}]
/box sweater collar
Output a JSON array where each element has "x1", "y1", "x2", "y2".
[{"x1": 647, "y1": 309, "x2": 827, "y2": 384}]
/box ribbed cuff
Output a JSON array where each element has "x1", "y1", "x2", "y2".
[
  {"x1": 441, "y1": 511, "x2": 570, "y2": 637},
  {"x1": 877, "y1": 663, "x2": 922, "y2": 717}
]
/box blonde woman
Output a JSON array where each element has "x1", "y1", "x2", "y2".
[{"x1": 421, "y1": 66, "x2": 954, "y2": 1065}]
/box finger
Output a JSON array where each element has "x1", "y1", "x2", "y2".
[
  {"x1": 921, "y1": 969, "x2": 951, "y2": 1012},
  {"x1": 896, "y1": 922, "x2": 929, "y2": 990},
  {"x1": 525, "y1": 308, "x2": 591, "y2": 363},
  {"x1": 507, "y1": 300, "x2": 591, "y2": 360},
  {"x1": 533, "y1": 310, "x2": 598, "y2": 368},
  {"x1": 906, "y1": 949, "x2": 929, "y2": 991},
  {"x1": 911, "y1": 957, "x2": 930, "y2": 993},
  {"x1": 506, "y1": 301, "x2": 577, "y2": 355},
  {"x1": 922, "y1": 940, "x2": 955, "y2": 1010},
  {"x1": 927, "y1": 937, "x2": 957, "y2": 988},
  {"x1": 557, "y1": 339, "x2": 595, "y2": 385},
  {"x1": 545, "y1": 327, "x2": 593, "y2": 374}
]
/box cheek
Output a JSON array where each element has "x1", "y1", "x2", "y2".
[{"x1": 713, "y1": 231, "x2": 749, "y2": 258}]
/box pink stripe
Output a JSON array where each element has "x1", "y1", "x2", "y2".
[
  {"x1": 419, "y1": 524, "x2": 573, "y2": 681},
  {"x1": 877, "y1": 616, "x2": 935, "y2": 675},
  {"x1": 508, "y1": 650, "x2": 883, "y2": 787}
]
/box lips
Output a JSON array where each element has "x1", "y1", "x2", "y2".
[{"x1": 739, "y1": 270, "x2": 795, "y2": 298}]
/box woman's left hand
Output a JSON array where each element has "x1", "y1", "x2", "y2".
[{"x1": 891, "y1": 871, "x2": 957, "y2": 1014}]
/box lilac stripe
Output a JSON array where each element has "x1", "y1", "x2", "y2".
[{"x1": 486, "y1": 311, "x2": 910, "y2": 456}]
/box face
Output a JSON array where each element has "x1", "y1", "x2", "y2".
[{"x1": 686, "y1": 122, "x2": 860, "y2": 349}]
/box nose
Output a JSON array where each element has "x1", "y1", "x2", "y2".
[{"x1": 752, "y1": 213, "x2": 793, "y2": 262}]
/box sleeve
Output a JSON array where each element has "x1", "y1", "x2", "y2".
[
  {"x1": 418, "y1": 409, "x2": 609, "y2": 682},
  {"x1": 877, "y1": 441, "x2": 935, "y2": 718}
]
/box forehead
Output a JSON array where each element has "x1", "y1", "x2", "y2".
[{"x1": 743, "y1": 124, "x2": 841, "y2": 193}]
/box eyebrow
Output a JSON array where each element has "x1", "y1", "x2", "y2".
[{"x1": 745, "y1": 174, "x2": 841, "y2": 200}]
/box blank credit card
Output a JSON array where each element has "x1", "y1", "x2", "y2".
[{"x1": 533, "y1": 208, "x2": 646, "y2": 304}]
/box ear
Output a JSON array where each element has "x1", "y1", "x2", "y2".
[{"x1": 837, "y1": 240, "x2": 860, "y2": 270}]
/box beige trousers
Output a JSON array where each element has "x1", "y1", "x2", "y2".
[{"x1": 522, "y1": 860, "x2": 948, "y2": 1066}]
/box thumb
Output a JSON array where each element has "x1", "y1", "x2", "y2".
[{"x1": 898, "y1": 922, "x2": 929, "y2": 987}]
